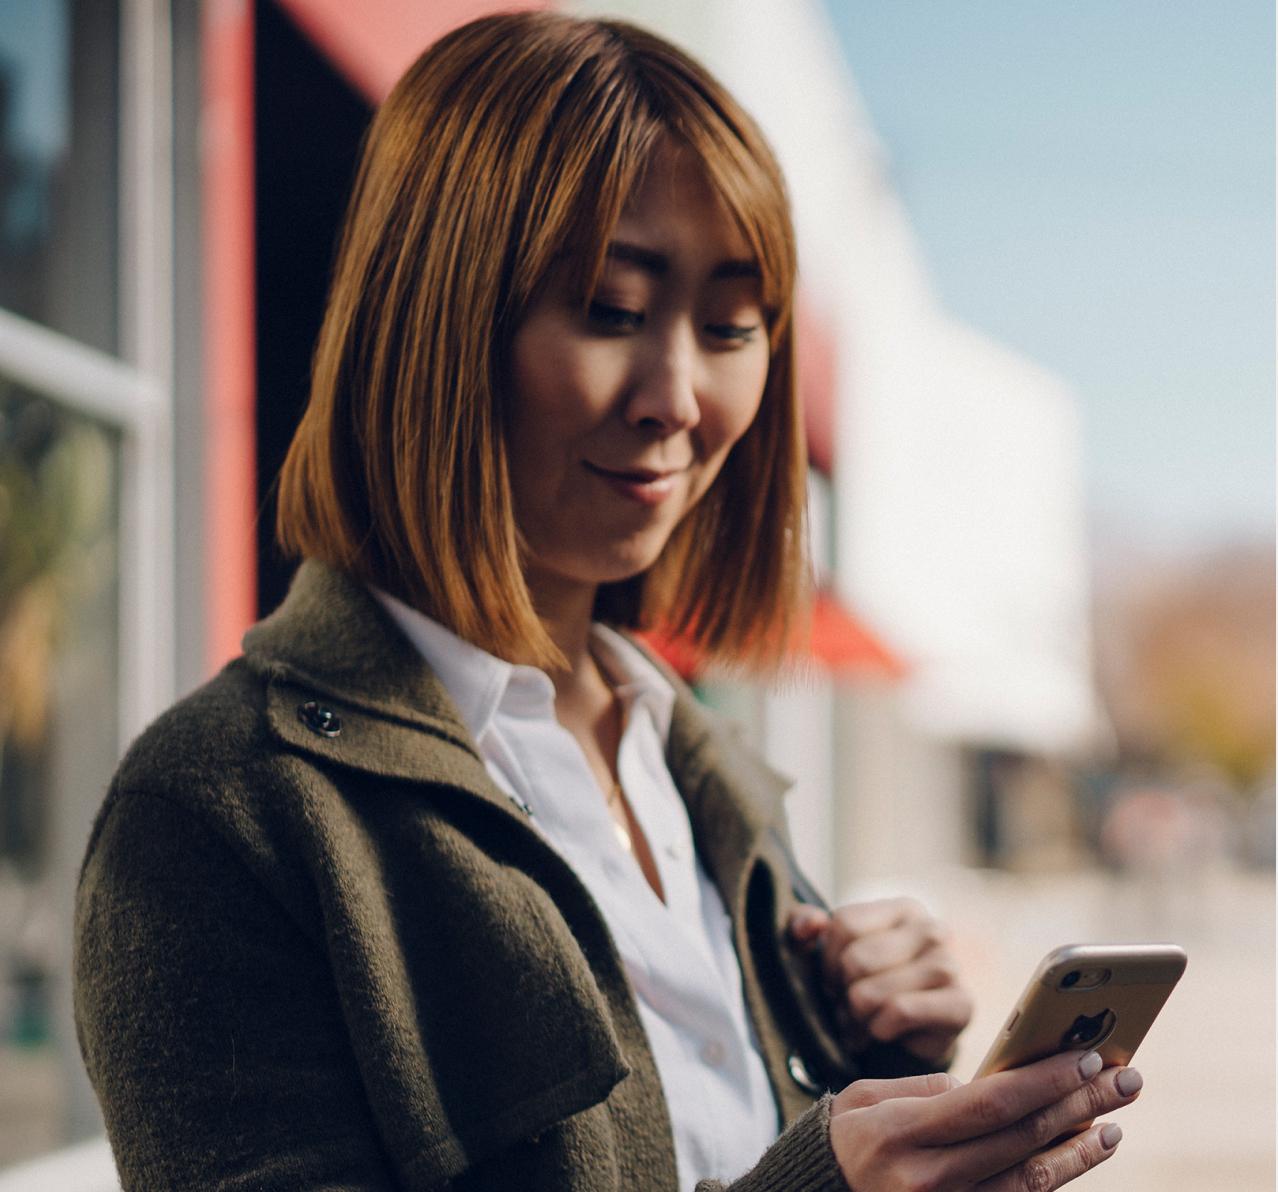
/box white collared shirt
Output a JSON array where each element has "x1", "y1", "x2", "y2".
[{"x1": 373, "y1": 590, "x2": 780, "y2": 1189}]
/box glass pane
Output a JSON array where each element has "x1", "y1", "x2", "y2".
[
  {"x1": 0, "y1": 379, "x2": 119, "y2": 1163},
  {"x1": 0, "y1": 0, "x2": 119, "y2": 353}
]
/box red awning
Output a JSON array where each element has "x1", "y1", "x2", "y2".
[
  {"x1": 641, "y1": 591, "x2": 906, "y2": 683},
  {"x1": 275, "y1": 0, "x2": 548, "y2": 103},
  {"x1": 806, "y1": 590, "x2": 905, "y2": 677}
]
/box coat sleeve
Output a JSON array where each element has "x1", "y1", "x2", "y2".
[
  {"x1": 695, "y1": 1095, "x2": 847, "y2": 1192},
  {"x1": 74, "y1": 788, "x2": 399, "y2": 1191}
]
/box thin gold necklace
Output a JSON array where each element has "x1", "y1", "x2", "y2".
[
  {"x1": 597, "y1": 654, "x2": 633, "y2": 852},
  {"x1": 606, "y1": 781, "x2": 633, "y2": 852}
]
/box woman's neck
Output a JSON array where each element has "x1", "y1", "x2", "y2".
[{"x1": 524, "y1": 568, "x2": 605, "y2": 709}]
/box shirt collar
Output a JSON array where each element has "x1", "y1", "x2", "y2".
[
  {"x1": 370, "y1": 587, "x2": 538, "y2": 742},
  {"x1": 589, "y1": 623, "x2": 676, "y2": 745},
  {"x1": 371, "y1": 588, "x2": 674, "y2": 747}
]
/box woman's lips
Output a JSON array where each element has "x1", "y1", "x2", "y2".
[{"x1": 584, "y1": 461, "x2": 684, "y2": 506}]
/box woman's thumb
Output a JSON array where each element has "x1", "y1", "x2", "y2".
[
  {"x1": 787, "y1": 905, "x2": 830, "y2": 944},
  {"x1": 833, "y1": 1072, "x2": 962, "y2": 1114}
]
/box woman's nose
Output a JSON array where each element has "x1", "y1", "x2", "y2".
[{"x1": 623, "y1": 332, "x2": 702, "y2": 433}]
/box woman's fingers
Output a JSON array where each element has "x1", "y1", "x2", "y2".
[
  {"x1": 977, "y1": 1122, "x2": 1123, "y2": 1190},
  {"x1": 858, "y1": 980, "x2": 973, "y2": 1041},
  {"x1": 837, "y1": 953, "x2": 971, "y2": 1061},
  {"x1": 911, "y1": 1050, "x2": 1107, "y2": 1146},
  {"x1": 940, "y1": 1064, "x2": 1142, "y2": 1185},
  {"x1": 825, "y1": 899, "x2": 940, "y2": 988},
  {"x1": 846, "y1": 952, "x2": 959, "y2": 1018},
  {"x1": 851, "y1": 986, "x2": 972, "y2": 1065},
  {"x1": 827, "y1": 1059, "x2": 1142, "y2": 1191}
]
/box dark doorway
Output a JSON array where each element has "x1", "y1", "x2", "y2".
[{"x1": 254, "y1": 0, "x2": 371, "y2": 616}]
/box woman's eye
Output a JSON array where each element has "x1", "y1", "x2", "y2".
[
  {"x1": 587, "y1": 301, "x2": 644, "y2": 332},
  {"x1": 706, "y1": 323, "x2": 760, "y2": 344}
]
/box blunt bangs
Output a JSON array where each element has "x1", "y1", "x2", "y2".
[{"x1": 500, "y1": 23, "x2": 795, "y2": 352}]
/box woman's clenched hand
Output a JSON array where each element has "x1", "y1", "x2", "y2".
[{"x1": 789, "y1": 897, "x2": 972, "y2": 1065}]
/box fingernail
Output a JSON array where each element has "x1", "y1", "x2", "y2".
[
  {"x1": 1078, "y1": 1050, "x2": 1103, "y2": 1080},
  {"x1": 1116, "y1": 1068, "x2": 1143, "y2": 1097},
  {"x1": 1100, "y1": 1123, "x2": 1123, "y2": 1150}
]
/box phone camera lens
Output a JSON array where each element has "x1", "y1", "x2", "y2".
[{"x1": 1062, "y1": 970, "x2": 1081, "y2": 988}]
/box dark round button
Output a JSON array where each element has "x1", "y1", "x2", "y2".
[
  {"x1": 786, "y1": 1052, "x2": 823, "y2": 1096},
  {"x1": 298, "y1": 700, "x2": 342, "y2": 738}
]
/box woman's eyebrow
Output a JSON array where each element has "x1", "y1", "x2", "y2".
[{"x1": 606, "y1": 240, "x2": 761, "y2": 281}]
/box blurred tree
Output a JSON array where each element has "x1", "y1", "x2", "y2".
[
  {"x1": 1095, "y1": 544, "x2": 1275, "y2": 792},
  {"x1": 0, "y1": 384, "x2": 112, "y2": 869}
]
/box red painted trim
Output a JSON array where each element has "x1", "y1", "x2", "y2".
[
  {"x1": 796, "y1": 291, "x2": 837, "y2": 476},
  {"x1": 202, "y1": 0, "x2": 257, "y2": 675},
  {"x1": 275, "y1": 0, "x2": 549, "y2": 104}
]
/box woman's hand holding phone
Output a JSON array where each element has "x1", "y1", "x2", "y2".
[{"x1": 827, "y1": 1048, "x2": 1142, "y2": 1190}]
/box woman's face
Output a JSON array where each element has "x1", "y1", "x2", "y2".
[{"x1": 507, "y1": 144, "x2": 771, "y2": 603}]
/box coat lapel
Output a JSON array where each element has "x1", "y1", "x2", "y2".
[
  {"x1": 242, "y1": 561, "x2": 531, "y2": 827},
  {"x1": 665, "y1": 687, "x2": 792, "y2": 905}
]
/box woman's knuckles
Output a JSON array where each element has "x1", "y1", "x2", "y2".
[
  {"x1": 1036, "y1": 1131, "x2": 1104, "y2": 1188},
  {"x1": 965, "y1": 1082, "x2": 1025, "y2": 1133},
  {"x1": 922, "y1": 917, "x2": 950, "y2": 946},
  {"x1": 868, "y1": 1003, "x2": 912, "y2": 1041},
  {"x1": 1079, "y1": 1074, "x2": 1114, "y2": 1119},
  {"x1": 1015, "y1": 1106, "x2": 1062, "y2": 1152},
  {"x1": 848, "y1": 980, "x2": 884, "y2": 1017},
  {"x1": 837, "y1": 948, "x2": 868, "y2": 986},
  {"x1": 1016, "y1": 1152, "x2": 1061, "y2": 1192}
]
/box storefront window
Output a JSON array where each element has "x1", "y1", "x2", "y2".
[
  {"x1": 0, "y1": 0, "x2": 119, "y2": 353},
  {"x1": 0, "y1": 380, "x2": 119, "y2": 1164}
]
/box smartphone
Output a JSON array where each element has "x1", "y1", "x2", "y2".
[{"x1": 973, "y1": 943, "x2": 1187, "y2": 1079}]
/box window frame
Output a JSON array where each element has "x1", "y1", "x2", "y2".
[{"x1": 0, "y1": 0, "x2": 176, "y2": 751}]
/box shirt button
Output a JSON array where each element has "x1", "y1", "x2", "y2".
[{"x1": 700, "y1": 1040, "x2": 727, "y2": 1067}]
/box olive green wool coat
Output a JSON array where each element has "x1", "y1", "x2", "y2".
[{"x1": 73, "y1": 561, "x2": 925, "y2": 1190}]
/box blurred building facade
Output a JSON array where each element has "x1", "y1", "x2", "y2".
[{"x1": 0, "y1": 0, "x2": 1099, "y2": 1163}]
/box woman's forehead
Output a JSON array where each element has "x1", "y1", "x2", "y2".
[{"x1": 613, "y1": 146, "x2": 756, "y2": 263}]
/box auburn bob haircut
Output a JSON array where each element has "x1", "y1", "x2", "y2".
[{"x1": 276, "y1": 12, "x2": 808, "y2": 671}]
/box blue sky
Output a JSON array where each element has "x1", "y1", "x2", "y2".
[{"x1": 824, "y1": 0, "x2": 1274, "y2": 552}]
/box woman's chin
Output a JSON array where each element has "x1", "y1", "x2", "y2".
[{"x1": 525, "y1": 542, "x2": 669, "y2": 594}]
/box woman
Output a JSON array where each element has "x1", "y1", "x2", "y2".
[{"x1": 73, "y1": 14, "x2": 1142, "y2": 1190}]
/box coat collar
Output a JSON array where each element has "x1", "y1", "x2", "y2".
[{"x1": 243, "y1": 559, "x2": 794, "y2": 901}]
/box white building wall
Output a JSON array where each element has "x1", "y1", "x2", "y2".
[{"x1": 844, "y1": 316, "x2": 1099, "y2": 755}]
